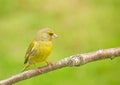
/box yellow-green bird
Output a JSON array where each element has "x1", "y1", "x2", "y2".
[{"x1": 23, "y1": 28, "x2": 57, "y2": 71}]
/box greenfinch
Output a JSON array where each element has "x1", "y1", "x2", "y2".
[{"x1": 23, "y1": 28, "x2": 57, "y2": 71}]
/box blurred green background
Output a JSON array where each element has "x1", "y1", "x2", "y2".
[{"x1": 0, "y1": 0, "x2": 120, "y2": 85}]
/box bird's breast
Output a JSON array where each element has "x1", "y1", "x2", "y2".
[{"x1": 32, "y1": 41, "x2": 53, "y2": 62}]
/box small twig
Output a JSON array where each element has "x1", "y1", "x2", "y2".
[{"x1": 0, "y1": 47, "x2": 120, "y2": 85}]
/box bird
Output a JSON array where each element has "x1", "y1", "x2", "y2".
[{"x1": 22, "y1": 28, "x2": 57, "y2": 71}]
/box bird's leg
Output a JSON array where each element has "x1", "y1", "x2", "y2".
[
  {"x1": 33, "y1": 63, "x2": 39, "y2": 70},
  {"x1": 33, "y1": 63, "x2": 43, "y2": 73},
  {"x1": 33, "y1": 63, "x2": 38, "y2": 68}
]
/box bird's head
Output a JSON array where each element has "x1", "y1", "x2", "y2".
[{"x1": 35, "y1": 28, "x2": 57, "y2": 41}]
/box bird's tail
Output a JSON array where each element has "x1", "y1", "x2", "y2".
[{"x1": 22, "y1": 63, "x2": 30, "y2": 72}]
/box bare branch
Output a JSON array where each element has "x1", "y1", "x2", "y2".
[{"x1": 0, "y1": 47, "x2": 120, "y2": 85}]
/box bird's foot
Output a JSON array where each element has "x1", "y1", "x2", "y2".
[
  {"x1": 46, "y1": 61, "x2": 54, "y2": 66},
  {"x1": 35, "y1": 67, "x2": 43, "y2": 73}
]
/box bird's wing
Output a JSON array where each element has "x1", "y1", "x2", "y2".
[{"x1": 24, "y1": 40, "x2": 37, "y2": 64}]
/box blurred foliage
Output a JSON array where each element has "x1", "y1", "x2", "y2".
[{"x1": 0, "y1": 0, "x2": 120, "y2": 85}]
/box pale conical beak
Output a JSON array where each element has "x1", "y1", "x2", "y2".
[{"x1": 52, "y1": 34, "x2": 58, "y2": 39}]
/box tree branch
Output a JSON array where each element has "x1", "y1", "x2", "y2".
[{"x1": 0, "y1": 47, "x2": 120, "y2": 85}]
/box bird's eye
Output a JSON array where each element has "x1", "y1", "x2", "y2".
[{"x1": 49, "y1": 33, "x2": 53, "y2": 36}]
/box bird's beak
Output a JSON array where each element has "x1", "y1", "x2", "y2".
[{"x1": 52, "y1": 33, "x2": 58, "y2": 39}]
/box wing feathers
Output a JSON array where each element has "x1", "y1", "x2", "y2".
[{"x1": 24, "y1": 40, "x2": 37, "y2": 64}]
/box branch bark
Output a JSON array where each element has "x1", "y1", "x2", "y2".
[{"x1": 0, "y1": 47, "x2": 120, "y2": 85}]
